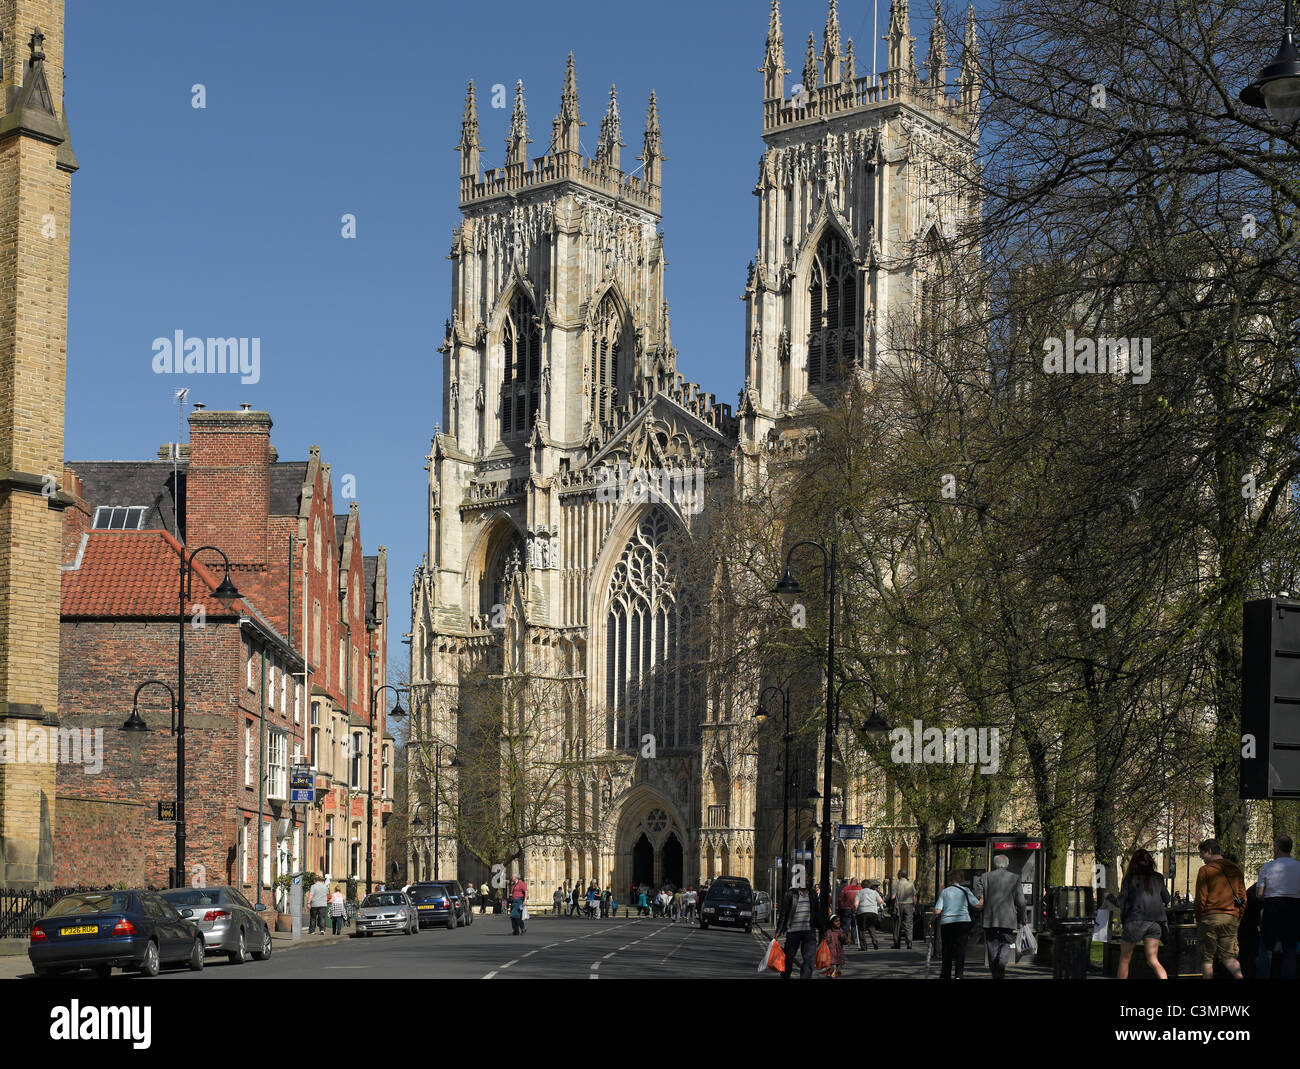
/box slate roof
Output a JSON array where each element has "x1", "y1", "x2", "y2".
[
  {"x1": 268, "y1": 462, "x2": 309, "y2": 516},
  {"x1": 363, "y1": 556, "x2": 378, "y2": 619},
  {"x1": 66, "y1": 461, "x2": 185, "y2": 538}
]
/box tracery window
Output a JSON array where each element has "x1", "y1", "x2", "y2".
[
  {"x1": 605, "y1": 508, "x2": 697, "y2": 752},
  {"x1": 806, "y1": 230, "x2": 859, "y2": 387},
  {"x1": 500, "y1": 290, "x2": 540, "y2": 437},
  {"x1": 917, "y1": 229, "x2": 950, "y2": 357},
  {"x1": 590, "y1": 293, "x2": 622, "y2": 428}
]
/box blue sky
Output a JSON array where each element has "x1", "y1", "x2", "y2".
[{"x1": 63, "y1": 0, "x2": 948, "y2": 670}]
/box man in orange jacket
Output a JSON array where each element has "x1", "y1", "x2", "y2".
[{"x1": 1195, "y1": 839, "x2": 1245, "y2": 979}]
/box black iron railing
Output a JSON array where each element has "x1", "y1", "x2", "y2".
[{"x1": 0, "y1": 886, "x2": 160, "y2": 939}]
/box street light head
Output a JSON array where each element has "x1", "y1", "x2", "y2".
[
  {"x1": 773, "y1": 566, "x2": 804, "y2": 608},
  {"x1": 807, "y1": 786, "x2": 822, "y2": 800},
  {"x1": 861, "y1": 706, "x2": 890, "y2": 736},
  {"x1": 212, "y1": 573, "x2": 241, "y2": 609},
  {"x1": 411, "y1": 814, "x2": 423, "y2": 829},
  {"x1": 121, "y1": 709, "x2": 150, "y2": 732},
  {"x1": 449, "y1": 756, "x2": 464, "y2": 769},
  {"x1": 389, "y1": 697, "x2": 406, "y2": 720},
  {"x1": 1242, "y1": 10, "x2": 1300, "y2": 123},
  {"x1": 754, "y1": 704, "x2": 769, "y2": 722}
]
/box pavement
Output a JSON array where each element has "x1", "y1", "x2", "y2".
[{"x1": 0, "y1": 912, "x2": 1056, "y2": 979}]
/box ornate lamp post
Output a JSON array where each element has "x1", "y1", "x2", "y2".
[
  {"x1": 368, "y1": 684, "x2": 406, "y2": 894},
  {"x1": 755, "y1": 679, "x2": 795, "y2": 891},
  {"x1": 1241, "y1": 0, "x2": 1300, "y2": 122}
]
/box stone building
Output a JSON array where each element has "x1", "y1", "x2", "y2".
[
  {"x1": 409, "y1": 1, "x2": 980, "y2": 896},
  {"x1": 0, "y1": 0, "x2": 77, "y2": 888}
]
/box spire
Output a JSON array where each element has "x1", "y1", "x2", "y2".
[
  {"x1": 927, "y1": 5, "x2": 948, "y2": 101},
  {"x1": 843, "y1": 38, "x2": 857, "y2": 90},
  {"x1": 823, "y1": 0, "x2": 841, "y2": 85},
  {"x1": 803, "y1": 32, "x2": 819, "y2": 91},
  {"x1": 554, "y1": 52, "x2": 585, "y2": 156},
  {"x1": 505, "y1": 81, "x2": 531, "y2": 168},
  {"x1": 638, "y1": 91, "x2": 665, "y2": 189},
  {"x1": 887, "y1": 0, "x2": 916, "y2": 89},
  {"x1": 596, "y1": 84, "x2": 624, "y2": 171},
  {"x1": 761, "y1": 0, "x2": 788, "y2": 100},
  {"x1": 960, "y1": 5, "x2": 981, "y2": 111},
  {"x1": 458, "y1": 80, "x2": 482, "y2": 181}
]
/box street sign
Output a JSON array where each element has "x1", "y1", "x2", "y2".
[
  {"x1": 794, "y1": 849, "x2": 814, "y2": 860},
  {"x1": 290, "y1": 764, "x2": 315, "y2": 804},
  {"x1": 836, "y1": 824, "x2": 864, "y2": 840},
  {"x1": 157, "y1": 800, "x2": 177, "y2": 821}
]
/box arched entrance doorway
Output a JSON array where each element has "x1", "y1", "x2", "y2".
[
  {"x1": 633, "y1": 834, "x2": 654, "y2": 886},
  {"x1": 662, "y1": 833, "x2": 684, "y2": 887}
]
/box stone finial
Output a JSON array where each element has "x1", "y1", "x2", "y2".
[
  {"x1": 823, "y1": 0, "x2": 841, "y2": 85},
  {"x1": 554, "y1": 52, "x2": 584, "y2": 155},
  {"x1": 505, "y1": 80, "x2": 531, "y2": 167},
  {"x1": 596, "y1": 84, "x2": 623, "y2": 170},
  {"x1": 888, "y1": 0, "x2": 915, "y2": 82},
  {"x1": 843, "y1": 38, "x2": 856, "y2": 87},
  {"x1": 960, "y1": 5, "x2": 980, "y2": 111},
  {"x1": 927, "y1": 4, "x2": 948, "y2": 100},
  {"x1": 459, "y1": 81, "x2": 482, "y2": 179},
  {"x1": 803, "y1": 32, "x2": 819, "y2": 90},
  {"x1": 638, "y1": 91, "x2": 664, "y2": 188},
  {"x1": 761, "y1": 0, "x2": 788, "y2": 99}
]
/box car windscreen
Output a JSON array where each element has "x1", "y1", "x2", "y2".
[
  {"x1": 46, "y1": 892, "x2": 135, "y2": 917},
  {"x1": 160, "y1": 888, "x2": 223, "y2": 908},
  {"x1": 705, "y1": 886, "x2": 751, "y2": 902},
  {"x1": 407, "y1": 886, "x2": 448, "y2": 902},
  {"x1": 363, "y1": 894, "x2": 405, "y2": 907}
]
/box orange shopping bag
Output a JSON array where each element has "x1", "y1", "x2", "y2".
[
  {"x1": 758, "y1": 938, "x2": 786, "y2": 972},
  {"x1": 814, "y1": 938, "x2": 832, "y2": 970}
]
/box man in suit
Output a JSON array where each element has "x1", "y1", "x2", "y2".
[
  {"x1": 776, "y1": 882, "x2": 826, "y2": 980},
  {"x1": 974, "y1": 854, "x2": 1026, "y2": 979}
]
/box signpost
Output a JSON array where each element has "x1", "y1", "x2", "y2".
[
  {"x1": 290, "y1": 765, "x2": 315, "y2": 804},
  {"x1": 157, "y1": 800, "x2": 177, "y2": 822},
  {"x1": 836, "y1": 824, "x2": 864, "y2": 840}
]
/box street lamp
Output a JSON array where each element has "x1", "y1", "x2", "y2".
[
  {"x1": 755, "y1": 678, "x2": 796, "y2": 892},
  {"x1": 369, "y1": 683, "x2": 406, "y2": 894},
  {"x1": 122, "y1": 679, "x2": 175, "y2": 733},
  {"x1": 1241, "y1": 0, "x2": 1300, "y2": 122},
  {"x1": 171, "y1": 545, "x2": 240, "y2": 887},
  {"x1": 411, "y1": 742, "x2": 461, "y2": 880},
  {"x1": 773, "y1": 537, "x2": 840, "y2": 924}
]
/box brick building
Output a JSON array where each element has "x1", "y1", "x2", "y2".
[{"x1": 56, "y1": 407, "x2": 391, "y2": 906}]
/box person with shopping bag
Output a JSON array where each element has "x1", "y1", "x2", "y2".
[
  {"x1": 509, "y1": 872, "x2": 528, "y2": 935},
  {"x1": 823, "y1": 914, "x2": 850, "y2": 977},
  {"x1": 775, "y1": 882, "x2": 826, "y2": 979}
]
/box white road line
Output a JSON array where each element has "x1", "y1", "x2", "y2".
[
  {"x1": 483, "y1": 970, "x2": 498, "y2": 979},
  {"x1": 501, "y1": 959, "x2": 518, "y2": 968},
  {"x1": 603, "y1": 951, "x2": 616, "y2": 959},
  {"x1": 543, "y1": 943, "x2": 559, "y2": 949},
  {"x1": 522, "y1": 950, "x2": 537, "y2": 957},
  {"x1": 590, "y1": 962, "x2": 600, "y2": 970},
  {"x1": 589, "y1": 973, "x2": 599, "y2": 979}
]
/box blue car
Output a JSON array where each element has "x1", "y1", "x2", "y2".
[{"x1": 29, "y1": 890, "x2": 206, "y2": 978}]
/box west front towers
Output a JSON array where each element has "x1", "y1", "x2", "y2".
[{"x1": 0, "y1": 1, "x2": 76, "y2": 887}]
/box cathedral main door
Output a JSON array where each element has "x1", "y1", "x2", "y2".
[{"x1": 632, "y1": 834, "x2": 654, "y2": 886}]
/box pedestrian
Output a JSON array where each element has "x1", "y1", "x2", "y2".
[
  {"x1": 570, "y1": 882, "x2": 581, "y2": 917},
  {"x1": 824, "y1": 913, "x2": 850, "y2": 977},
  {"x1": 1101, "y1": 848, "x2": 1169, "y2": 980},
  {"x1": 479, "y1": 881, "x2": 489, "y2": 914},
  {"x1": 890, "y1": 869, "x2": 916, "y2": 949},
  {"x1": 509, "y1": 872, "x2": 528, "y2": 935},
  {"x1": 586, "y1": 884, "x2": 598, "y2": 917},
  {"x1": 329, "y1": 885, "x2": 347, "y2": 936},
  {"x1": 838, "y1": 876, "x2": 861, "y2": 946},
  {"x1": 637, "y1": 888, "x2": 648, "y2": 916},
  {"x1": 1194, "y1": 838, "x2": 1245, "y2": 980},
  {"x1": 932, "y1": 872, "x2": 981, "y2": 980},
  {"x1": 671, "y1": 887, "x2": 683, "y2": 923},
  {"x1": 684, "y1": 886, "x2": 696, "y2": 921},
  {"x1": 975, "y1": 854, "x2": 1028, "y2": 980},
  {"x1": 854, "y1": 879, "x2": 884, "y2": 950},
  {"x1": 553, "y1": 885, "x2": 564, "y2": 917},
  {"x1": 1255, "y1": 833, "x2": 1300, "y2": 979},
  {"x1": 603, "y1": 886, "x2": 613, "y2": 918},
  {"x1": 309, "y1": 876, "x2": 329, "y2": 934},
  {"x1": 775, "y1": 882, "x2": 826, "y2": 980}
]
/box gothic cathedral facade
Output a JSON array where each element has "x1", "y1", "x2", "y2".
[{"x1": 410, "y1": 1, "x2": 979, "y2": 896}]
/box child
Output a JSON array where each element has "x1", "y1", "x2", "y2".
[{"x1": 825, "y1": 913, "x2": 850, "y2": 977}]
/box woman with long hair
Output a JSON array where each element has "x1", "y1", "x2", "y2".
[{"x1": 1107, "y1": 848, "x2": 1170, "y2": 979}]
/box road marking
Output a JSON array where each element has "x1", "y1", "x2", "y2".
[
  {"x1": 483, "y1": 970, "x2": 498, "y2": 979},
  {"x1": 501, "y1": 959, "x2": 518, "y2": 968},
  {"x1": 603, "y1": 951, "x2": 616, "y2": 959},
  {"x1": 589, "y1": 973, "x2": 599, "y2": 979},
  {"x1": 543, "y1": 943, "x2": 559, "y2": 949},
  {"x1": 323, "y1": 966, "x2": 367, "y2": 969},
  {"x1": 522, "y1": 950, "x2": 537, "y2": 957},
  {"x1": 590, "y1": 962, "x2": 600, "y2": 970}
]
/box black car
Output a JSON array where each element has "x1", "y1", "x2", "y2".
[
  {"x1": 407, "y1": 881, "x2": 473, "y2": 929},
  {"x1": 699, "y1": 877, "x2": 755, "y2": 933},
  {"x1": 29, "y1": 890, "x2": 206, "y2": 978}
]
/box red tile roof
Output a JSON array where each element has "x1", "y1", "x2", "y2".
[{"x1": 62, "y1": 530, "x2": 246, "y2": 618}]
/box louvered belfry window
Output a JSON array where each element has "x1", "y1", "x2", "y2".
[
  {"x1": 501, "y1": 290, "x2": 540, "y2": 437},
  {"x1": 806, "y1": 230, "x2": 859, "y2": 387},
  {"x1": 590, "y1": 293, "x2": 621, "y2": 428}
]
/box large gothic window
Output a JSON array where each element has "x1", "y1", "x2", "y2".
[
  {"x1": 590, "y1": 293, "x2": 622, "y2": 428},
  {"x1": 605, "y1": 508, "x2": 697, "y2": 752},
  {"x1": 501, "y1": 290, "x2": 540, "y2": 438},
  {"x1": 917, "y1": 229, "x2": 950, "y2": 357},
  {"x1": 480, "y1": 528, "x2": 525, "y2": 616},
  {"x1": 806, "y1": 230, "x2": 859, "y2": 387}
]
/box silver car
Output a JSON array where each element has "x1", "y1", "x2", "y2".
[
  {"x1": 160, "y1": 886, "x2": 273, "y2": 964},
  {"x1": 354, "y1": 891, "x2": 418, "y2": 937},
  {"x1": 753, "y1": 891, "x2": 774, "y2": 925}
]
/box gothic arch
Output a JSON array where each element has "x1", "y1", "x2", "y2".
[
  {"x1": 791, "y1": 217, "x2": 863, "y2": 394},
  {"x1": 464, "y1": 512, "x2": 527, "y2": 617},
  {"x1": 585, "y1": 283, "x2": 634, "y2": 428},
  {"x1": 490, "y1": 284, "x2": 542, "y2": 439}
]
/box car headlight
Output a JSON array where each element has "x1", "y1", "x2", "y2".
[
  {"x1": 740, "y1": 911, "x2": 752, "y2": 917},
  {"x1": 703, "y1": 907, "x2": 716, "y2": 913}
]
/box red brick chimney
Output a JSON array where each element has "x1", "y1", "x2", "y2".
[
  {"x1": 186, "y1": 408, "x2": 272, "y2": 569},
  {"x1": 61, "y1": 466, "x2": 90, "y2": 566}
]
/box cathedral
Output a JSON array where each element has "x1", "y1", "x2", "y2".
[{"x1": 408, "y1": 0, "x2": 980, "y2": 897}]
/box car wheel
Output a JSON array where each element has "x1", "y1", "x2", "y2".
[
  {"x1": 93, "y1": 964, "x2": 112, "y2": 980},
  {"x1": 445, "y1": 915, "x2": 455, "y2": 930},
  {"x1": 138, "y1": 941, "x2": 160, "y2": 977},
  {"x1": 228, "y1": 927, "x2": 248, "y2": 965},
  {"x1": 252, "y1": 926, "x2": 273, "y2": 960},
  {"x1": 700, "y1": 921, "x2": 709, "y2": 930},
  {"x1": 189, "y1": 936, "x2": 205, "y2": 971}
]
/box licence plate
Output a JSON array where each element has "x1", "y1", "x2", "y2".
[{"x1": 60, "y1": 925, "x2": 98, "y2": 935}]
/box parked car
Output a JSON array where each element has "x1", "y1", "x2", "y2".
[
  {"x1": 353, "y1": 891, "x2": 418, "y2": 936},
  {"x1": 29, "y1": 890, "x2": 205, "y2": 978},
  {"x1": 699, "y1": 876, "x2": 755, "y2": 933},
  {"x1": 408, "y1": 881, "x2": 471, "y2": 929},
  {"x1": 752, "y1": 890, "x2": 773, "y2": 925},
  {"x1": 160, "y1": 885, "x2": 273, "y2": 964}
]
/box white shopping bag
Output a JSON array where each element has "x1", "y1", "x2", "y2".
[
  {"x1": 520, "y1": 904, "x2": 529, "y2": 921},
  {"x1": 1015, "y1": 923, "x2": 1038, "y2": 958},
  {"x1": 1092, "y1": 908, "x2": 1111, "y2": 942}
]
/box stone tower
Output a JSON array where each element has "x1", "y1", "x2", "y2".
[
  {"x1": 738, "y1": 0, "x2": 979, "y2": 457},
  {"x1": 0, "y1": 2, "x2": 77, "y2": 887}
]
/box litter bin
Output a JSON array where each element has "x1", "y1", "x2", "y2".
[{"x1": 1044, "y1": 886, "x2": 1095, "y2": 979}]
